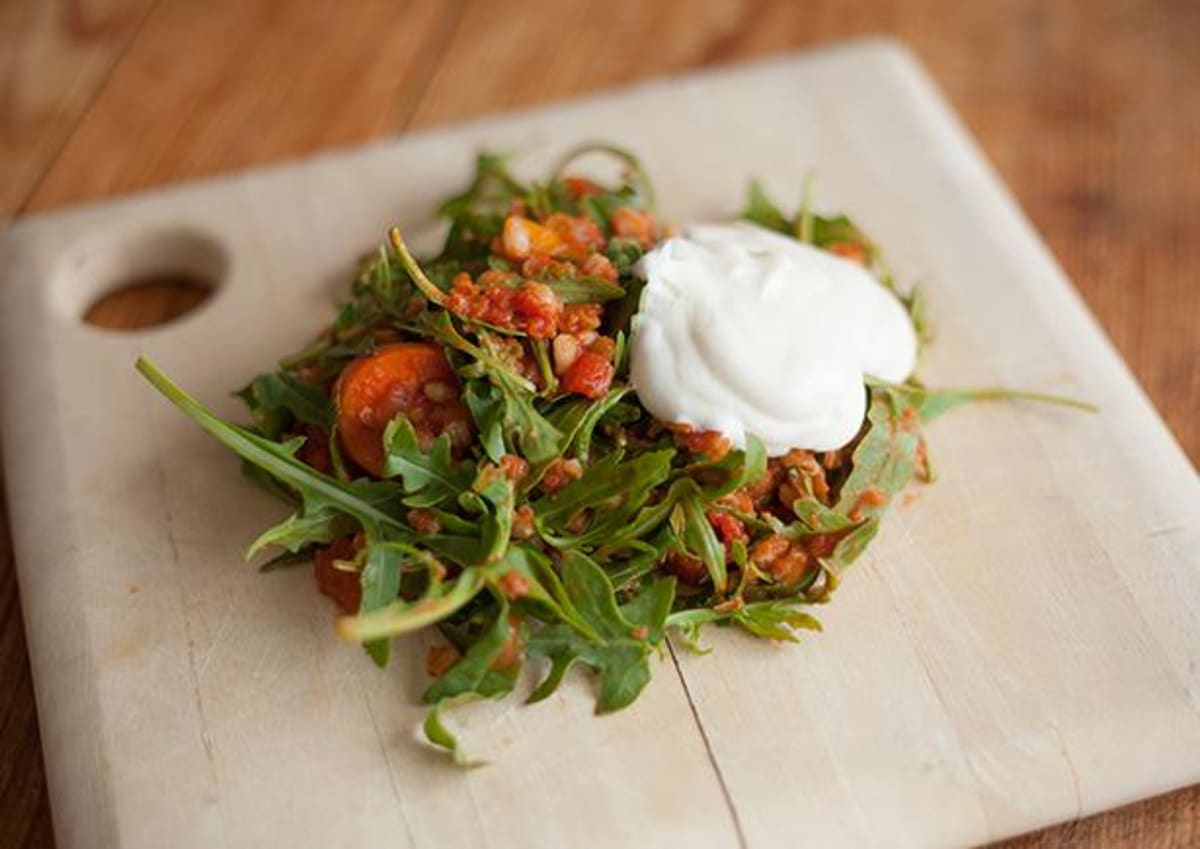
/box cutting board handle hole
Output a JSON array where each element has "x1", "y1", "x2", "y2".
[
  {"x1": 84, "y1": 273, "x2": 214, "y2": 331},
  {"x1": 55, "y1": 228, "x2": 228, "y2": 333}
]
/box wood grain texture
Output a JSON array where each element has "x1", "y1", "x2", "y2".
[
  {"x1": 2, "y1": 1, "x2": 1198, "y2": 847},
  {"x1": 0, "y1": 0, "x2": 155, "y2": 219},
  {"x1": 0, "y1": 475, "x2": 56, "y2": 849},
  {"x1": 22, "y1": 0, "x2": 462, "y2": 211}
]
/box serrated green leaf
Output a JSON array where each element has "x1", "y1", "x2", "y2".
[
  {"x1": 424, "y1": 599, "x2": 513, "y2": 703},
  {"x1": 423, "y1": 698, "x2": 486, "y2": 768},
  {"x1": 538, "y1": 276, "x2": 625, "y2": 304},
  {"x1": 834, "y1": 391, "x2": 922, "y2": 519},
  {"x1": 741, "y1": 180, "x2": 790, "y2": 234},
  {"x1": 336, "y1": 569, "x2": 486, "y2": 643},
  {"x1": 527, "y1": 555, "x2": 674, "y2": 712},
  {"x1": 673, "y1": 488, "x2": 727, "y2": 594},
  {"x1": 667, "y1": 598, "x2": 822, "y2": 644},
  {"x1": 382, "y1": 416, "x2": 474, "y2": 507},
  {"x1": 677, "y1": 435, "x2": 766, "y2": 499},
  {"x1": 534, "y1": 449, "x2": 673, "y2": 529},
  {"x1": 235, "y1": 372, "x2": 333, "y2": 445},
  {"x1": 871, "y1": 381, "x2": 1097, "y2": 422}
]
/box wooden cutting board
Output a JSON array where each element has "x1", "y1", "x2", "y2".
[{"x1": 2, "y1": 40, "x2": 1198, "y2": 849}]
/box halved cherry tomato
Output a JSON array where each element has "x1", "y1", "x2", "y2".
[
  {"x1": 559, "y1": 349, "x2": 615, "y2": 399},
  {"x1": 335, "y1": 343, "x2": 472, "y2": 476}
]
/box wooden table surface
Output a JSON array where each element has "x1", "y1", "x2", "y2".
[{"x1": 2, "y1": 1, "x2": 1197, "y2": 846}]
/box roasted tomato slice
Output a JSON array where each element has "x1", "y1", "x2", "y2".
[{"x1": 335, "y1": 343, "x2": 472, "y2": 476}]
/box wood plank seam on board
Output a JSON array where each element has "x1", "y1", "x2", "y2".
[
  {"x1": 13, "y1": 0, "x2": 162, "y2": 218},
  {"x1": 355, "y1": 666, "x2": 419, "y2": 848},
  {"x1": 666, "y1": 642, "x2": 749, "y2": 849},
  {"x1": 152, "y1": 432, "x2": 221, "y2": 791}
]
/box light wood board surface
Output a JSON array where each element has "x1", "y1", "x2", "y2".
[
  {"x1": 3, "y1": 3, "x2": 1200, "y2": 847},
  {"x1": 2, "y1": 42, "x2": 1198, "y2": 849}
]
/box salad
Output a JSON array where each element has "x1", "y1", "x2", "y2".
[{"x1": 138, "y1": 145, "x2": 1089, "y2": 761}]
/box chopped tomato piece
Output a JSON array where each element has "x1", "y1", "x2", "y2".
[
  {"x1": 559, "y1": 350, "x2": 614, "y2": 399},
  {"x1": 294, "y1": 423, "x2": 333, "y2": 474},
  {"x1": 611, "y1": 207, "x2": 657, "y2": 247},
  {"x1": 564, "y1": 176, "x2": 602, "y2": 198},
  {"x1": 314, "y1": 535, "x2": 363, "y2": 614},
  {"x1": 826, "y1": 241, "x2": 869, "y2": 264},
  {"x1": 540, "y1": 457, "x2": 583, "y2": 492},
  {"x1": 426, "y1": 643, "x2": 461, "y2": 677},
  {"x1": 579, "y1": 252, "x2": 618, "y2": 281},
  {"x1": 707, "y1": 510, "x2": 748, "y2": 545},
  {"x1": 492, "y1": 616, "x2": 524, "y2": 670},
  {"x1": 663, "y1": 551, "x2": 708, "y2": 585},
  {"x1": 670, "y1": 425, "x2": 732, "y2": 461}
]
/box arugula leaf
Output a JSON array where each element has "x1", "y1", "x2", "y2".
[
  {"x1": 424, "y1": 599, "x2": 515, "y2": 703},
  {"x1": 538, "y1": 276, "x2": 625, "y2": 304},
  {"x1": 358, "y1": 534, "x2": 407, "y2": 664},
  {"x1": 554, "y1": 143, "x2": 656, "y2": 211},
  {"x1": 438, "y1": 151, "x2": 526, "y2": 221},
  {"x1": 810, "y1": 213, "x2": 866, "y2": 249},
  {"x1": 524, "y1": 179, "x2": 575, "y2": 220},
  {"x1": 598, "y1": 527, "x2": 675, "y2": 591},
  {"x1": 734, "y1": 600, "x2": 822, "y2": 641},
  {"x1": 899, "y1": 285, "x2": 933, "y2": 345},
  {"x1": 463, "y1": 377, "x2": 563, "y2": 465},
  {"x1": 353, "y1": 243, "x2": 418, "y2": 317},
  {"x1": 871, "y1": 381, "x2": 1097, "y2": 421},
  {"x1": 246, "y1": 498, "x2": 351, "y2": 558},
  {"x1": 236, "y1": 372, "x2": 333, "y2": 438},
  {"x1": 533, "y1": 449, "x2": 673, "y2": 530},
  {"x1": 788, "y1": 497, "x2": 856, "y2": 533},
  {"x1": 381, "y1": 417, "x2": 474, "y2": 507},
  {"x1": 527, "y1": 553, "x2": 675, "y2": 712},
  {"x1": 833, "y1": 384, "x2": 1093, "y2": 521},
  {"x1": 677, "y1": 435, "x2": 767, "y2": 499},
  {"x1": 741, "y1": 180, "x2": 791, "y2": 233},
  {"x1": 472, "y1": 465, "x2": 515, "y2": 564},
  {"x1": 834, "y1": 390, "x2": 922, "y2": 519},
  {"x1": 256, "y1": 549, "x2": 312, "y2": 573},
  {"x1": 490, "y1": 545, "x2": 599, "y2": 638},
  {"x1": 336, "y1": 569, "x2": 486, "y2": 643},
  {"x1": 670, "y1": 487, "x2": 727, "y2": 594},
  {"x1": 544, "y1": 386, "x2": 631, "y2": 463},
  {"x1": 422, "y1": 698, "x2": 484, "y2": 768},
  {"x1": 668, "y1": 598, "x2": 822, "y2": 644},
  {"x1": 463, "y1": 379, "x2": 508, "y2": 462},
  {"x1": 605, "y1": 240, "x2": 646, "y2": 278},
  {"x1": 492, "y1": 382, "x2": 563, "y2": 465},
  {"x1": 825, "y1": 517, "x2": 880, "y2": 571},
  {"x1": 549, "y1": 476, "x2": 683, "y2": 552},
  {"x1": 420, "y1": 315, "x2": 564, "y2": 463}
]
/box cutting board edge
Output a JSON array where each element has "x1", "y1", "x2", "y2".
[{"x1": 1, "y1": 37, "x2": 1197, "y2": 849}]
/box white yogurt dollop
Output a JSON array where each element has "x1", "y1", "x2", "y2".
[{"x1": 629, "y1": 222, "x2": 917, "y2": 455}]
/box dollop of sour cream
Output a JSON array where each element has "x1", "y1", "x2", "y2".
[{"x1": 630, "y1": 222, "x2": 917, "y2": 455}]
